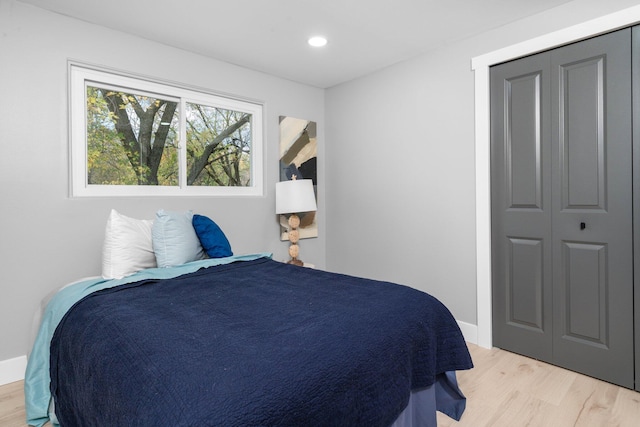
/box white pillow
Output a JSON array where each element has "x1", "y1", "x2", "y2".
[
  {"x1": 152, "y1": 209, "x2": 205, "y2": 268},
  {"x1": 102, "y1": 209, "x2": 156, "y2": 279}
]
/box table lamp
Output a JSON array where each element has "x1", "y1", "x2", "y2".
[{"x1": 275, "y1": 176, "x2": 317, "y2": 266}]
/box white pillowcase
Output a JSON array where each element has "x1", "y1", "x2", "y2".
[
  {"x1": 152, "y1": 209, "x2": 205, "y2": 268},
  {"x1": 102, "y1": 209, "x2": 156, "y2": 279}
]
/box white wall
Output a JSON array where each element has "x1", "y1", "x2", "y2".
[
  {"x1": 0, "y1": 0, "x2": 325, "y2": 364},
  {"x1": 325, "y1": 45, "x2": 478, "y2": 326},
  {"x1": 325, "y1": 0, "x2": 640, "y2": 335}
]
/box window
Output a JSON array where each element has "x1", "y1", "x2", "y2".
[{"x1": 70, "y1": 64, "x2": 264, "y2": 197}]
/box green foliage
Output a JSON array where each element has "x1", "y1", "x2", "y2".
[
  {"x1": 86, "y1": 87, "x2": 138, "y2": 185},
  {"x1": 86, "y1": 85, "x2": 251, "y2": 187}
]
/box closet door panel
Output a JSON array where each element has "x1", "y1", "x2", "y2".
[
  {"x1": 551, "y1": 29, "x2": 633, "y2": 389},
  {"x1": 560, "y1": 57, "x2": 605, "y2": 209},
  {"x1": 491, "y1": 52, "x2": 553, "y2": 362},
  {"x1": 507, "y1": 73, "x2": 543, "y2": 209},
  {"x1": 507, "y1": 237, "x2": 544, "y2": 332},
  {"x1": 560, "y1": 241, "x2": 607, "y2": 346}
]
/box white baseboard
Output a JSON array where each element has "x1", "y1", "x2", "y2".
[
  {"x1": 0, "y1": 355, "x2": 27, "y2": 386},
  {"x1": 457, "y1": 320, "x2": 478, "y2": 346}
]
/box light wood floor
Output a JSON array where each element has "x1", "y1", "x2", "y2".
[
  {"x1": 2, "y1": 344, "x2": 639, "y2": 426},
  {"x1": 437, "y1": 344, "x2": 640, "y2": 427},
  {"x1": 0, "y1": 379, "x2": 25, "y2": 427}
]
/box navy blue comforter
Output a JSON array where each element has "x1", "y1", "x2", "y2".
[{"x1": 50, "y1": 258, "x2": 472, "y2": 426}]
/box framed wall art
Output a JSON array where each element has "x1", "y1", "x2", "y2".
[{"x1": 279, "y1": 116, "x2": 317, "y2": 240}]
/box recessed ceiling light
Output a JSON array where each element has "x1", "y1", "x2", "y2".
[{"x1": 308, "y1": 36, "x2": 328, "y2": 47}]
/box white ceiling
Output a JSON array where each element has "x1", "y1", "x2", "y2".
[{"x1": 18, "y1": 0, "x2": 573, "y2": 88}]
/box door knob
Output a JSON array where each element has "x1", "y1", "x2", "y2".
[{"x1": 580, "y1": 222, "x2": 586, "y2": 230}]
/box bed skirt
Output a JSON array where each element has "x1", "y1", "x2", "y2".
[{"x1": 390, "y1": 371, "x2": 466, "y2": 427}]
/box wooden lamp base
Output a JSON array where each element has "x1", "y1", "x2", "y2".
[{"x1": 287, "y1": 213, "x2": 304, "y2": 266}]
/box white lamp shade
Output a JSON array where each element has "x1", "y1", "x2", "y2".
[{"x1": 275, "y1": 179, "x2": 317, "y2": 214}]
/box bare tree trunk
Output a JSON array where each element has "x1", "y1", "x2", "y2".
[{"x1": 187, "y1": 114, "x2": 250, "y2": 185}]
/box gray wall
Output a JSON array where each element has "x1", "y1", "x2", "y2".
[
  {"x1": 3, "y1": 0, "x2": 640, "y2": 364},
  {"x1": 0, "y1": 0, "x2": 325, "y2": 361},
  {"x1": 325, "y1": 0, "x2": 640, "y2": 326}
]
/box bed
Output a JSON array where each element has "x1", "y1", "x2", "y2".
[{"x1": 25, "y1": 210, "x2": 473, "y2": 427}]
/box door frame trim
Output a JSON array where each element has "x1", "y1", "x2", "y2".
[{"x1": 472, "y1": 5, "x2": 640, "y2": 349}]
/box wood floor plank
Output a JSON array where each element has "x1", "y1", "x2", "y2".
[
  {"x1": 611, "y1": 387, "x2": 640, "y2": 426},
  {"x1": 0, "y1": 380, "x2": 27, "y2": 427}
]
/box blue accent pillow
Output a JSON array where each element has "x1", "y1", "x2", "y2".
[
  {"x1": 152, "y1": 210, "x2": 206, "y2": 268},
  {"x1": 192, "y1": 214, "x2": 233, "y2": 258}
]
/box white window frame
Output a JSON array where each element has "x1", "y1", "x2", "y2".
[{"x1": 69, "y1": 63, "x2": 264, "y2": 197}]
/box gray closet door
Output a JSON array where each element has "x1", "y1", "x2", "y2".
[
  {"x1": 633, "y1": 25, "x2": 640, "y2": 394},
  {"x1": 550, "y1": 29, "x2": 633, "y2": 388},
  {"x1": 491, "y1": 28, "x2": 634, "y2": 388},
  {"x1": 491, "y1": 51, "x2": 553, "y2": 362}
]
